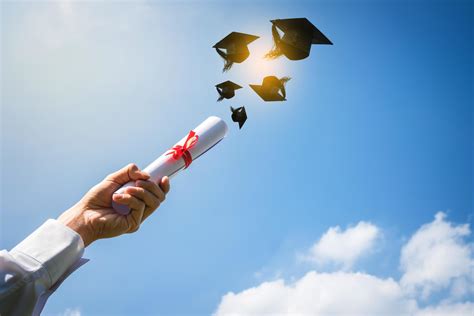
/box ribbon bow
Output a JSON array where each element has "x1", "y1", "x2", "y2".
[{"x1": 166, "y1": 130, "x2": 199, "y2": 169}]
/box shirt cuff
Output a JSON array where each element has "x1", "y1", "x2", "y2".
[{"x1": 11, "y1": 219, "x2": 85, "y2": 287}]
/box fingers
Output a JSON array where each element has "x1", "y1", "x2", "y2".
[
  {"x1": 106, "y1": 163, "x2": 150, "y2": 185},
  {"x1": 160, "y1": 176, "x2": 170, "y2": 194},
  {"x1": 135, "y1": 180, "x2": 165, "y2": 202},
  {"x1": 133, "y1": 177, "x2": 171, "y2": 222},
  {"x1": 125, "y1": 186, "x2": 160, "y2": 210},
  {"x1": 112, "y1": 193, "x2": 146, "y2": 233},
  {"x1": 112, "y1": 176, "x2": 170, "y2": 229},
  {"x1": 112, "y1": 193, "x2": 145, "y2": 211}
]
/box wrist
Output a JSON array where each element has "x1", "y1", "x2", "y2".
[{"x1": 58, "y1": 205, "x2": 96, "y2": 247}]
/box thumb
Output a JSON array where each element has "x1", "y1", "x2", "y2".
[{"x1": 105, "y1": 163, "x2": 150, "y2": 185}]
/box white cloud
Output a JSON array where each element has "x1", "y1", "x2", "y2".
[
  {"x1": 415, "y1": 302, "x2": 474, "y2": 316},
  {"x1": 215, "y1": 213, "x2": 473, "y2": 316},
  {"x1": 62, "y1": 307, "x2": 81, "y2": 316},
  {"x1": 400, "y1": 212, "x2": 473, "y2": 299},
  {"x1": 305, "y1": 221, "x2": 379, "y2": 269},
  {"x1": 216, "y1": 271, "x2": 417, "y2": 316}
]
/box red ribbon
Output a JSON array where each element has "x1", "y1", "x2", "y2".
[{"x1": 166, "y1": 130, "x2": 199, "y2": 169}]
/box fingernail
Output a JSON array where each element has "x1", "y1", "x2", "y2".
[{"x1": 115, "y1": 194, "x2": 123, "y2": 199}]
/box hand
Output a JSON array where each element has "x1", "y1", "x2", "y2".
[{"x1": 58, "y1": 163, "x2": 170, "y2": 247}]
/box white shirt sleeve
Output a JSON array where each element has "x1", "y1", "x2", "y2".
[{"x1": 0, "y1": 219, "x2": 87, "y2": 316}]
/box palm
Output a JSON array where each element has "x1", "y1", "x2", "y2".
[{"x1": 81, "y1": 180, "x2": 137, "y2": 239}]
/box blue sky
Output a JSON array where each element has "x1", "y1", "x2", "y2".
[{"x1": 1, "y1": 0, "x2": 472, "y2": 315}]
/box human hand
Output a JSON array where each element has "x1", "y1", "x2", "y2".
[{"x1": 58, "y1": 163, "x2": 170, "y2": 247}]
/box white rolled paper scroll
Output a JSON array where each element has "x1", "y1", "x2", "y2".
[{"x1": 112, "y1": 116, "x2": 228, "y2": 215}]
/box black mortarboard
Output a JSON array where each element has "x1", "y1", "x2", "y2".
[
  {"x1": 265, "y1": 18, "x2": 332, "y2": 60},
  {"x1": 230, "y1": 106, "x2": 247, "y2": 129},
  {"x1": 215, "y1": 81, "x2": 243, "y2": 101},
  {"x1": 213, "y1": 32, "x2": 259, "y2": 72},
  {"x1": 249, "y1": 76, "x2": 291, "y2": 101}
]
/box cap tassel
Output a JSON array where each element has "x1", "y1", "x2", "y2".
[
  {"x1": 216, "y1": 87, "x2": 225, "y2": 101},
  {"x1": 280, "y1": 76, "x2": 291, "y2": 85},
  {"x1": 222, "y1": 60, "x2": 233, "y2": 72},
  {"x1": 215, "y1": 48, "x2": 234, "y2": 72},
  {"x1": 264, "y1": 25, "x2": 284, "y2": 59},
  {"x1": 279, "y1": 76, "x2": 291, "y2": 99}
]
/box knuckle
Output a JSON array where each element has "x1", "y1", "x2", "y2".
[
  {"x1": 140, "y1": 181, "x2": 152, "y2": 190},
  {"x1": 157, "y1": 191, "x2": 165, "y2": 199},
  {"x1": 128, "y1": 187, "x2": 144, "y2": 197},
  {"x1": 150, "y1": 182, "x2": 159, "y2": 191},
  {"x1": 135, "y1": 187, "x2": 146, "y2": 195},
  {"x1": 138, "y1": 202, "x2": 146, "y2": 212},
  {"x1": 127, "y1": 214, "x2": 142, "y2": 233}
]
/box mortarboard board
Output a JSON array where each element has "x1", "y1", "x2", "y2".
[
  {"x1": 216, "y1": 81, "x2": 243, "y2": 101},
  {"x1": 249, "y1": 76, "x2": 291, "y2": 101},
  {"x1": 230, "y1": 106, "x2": 247, "y2": 129},
  {"x1": 265, "y1": 18, "x2": 332, "y2": 60},
  {"x1": 213, "y1": 32, "x2": 259, "y2": 72}
]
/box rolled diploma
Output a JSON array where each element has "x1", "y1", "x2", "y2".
[{"x1": 112, "y1": 116, "x2": 228, "y2": 215}]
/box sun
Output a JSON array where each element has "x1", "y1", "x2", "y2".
[{"x1": 230, "y1": 36, "x2": 287, "y2": 84}]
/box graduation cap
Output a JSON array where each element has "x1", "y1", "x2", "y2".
[
  {"x1": 213, "y1": 32, "x2": 259, "y2": 72},
  {"x1": 230, "y1": 106, "x2": 247, "y2": 129},
  {"x1": 216, "y1": 81, "x2": 243, "y2": 101},
  {"x1": 265, "y1": 18, "x2": 332, "y2": 60},
  {"x1": 249, "y1": 76, "x2": 291, "y2": 101}
]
